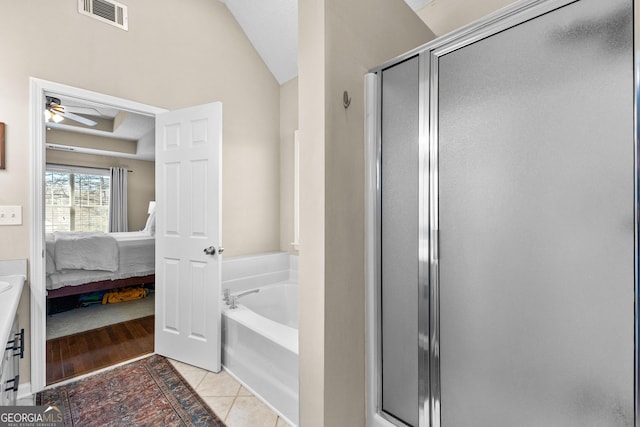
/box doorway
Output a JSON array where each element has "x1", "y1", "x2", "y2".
[{"x1": 30, "y1": 78, "x2": 166, "y2": 392}]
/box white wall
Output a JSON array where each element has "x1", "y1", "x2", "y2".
[{"x1": 0, "y1": 0, "x2": 280, "y2": 385}]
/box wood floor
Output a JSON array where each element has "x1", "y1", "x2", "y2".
[{"x1": 46, "y1": 315, "x2": 154, "y2": 385}]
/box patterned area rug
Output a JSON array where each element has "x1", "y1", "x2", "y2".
[{"x1": 37, "y1": 354, "x2": 226, "y2": 427}]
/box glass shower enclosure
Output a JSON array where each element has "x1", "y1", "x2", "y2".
[{"x1": 366, "y1": 0, "x2": 638, "y2": 426}]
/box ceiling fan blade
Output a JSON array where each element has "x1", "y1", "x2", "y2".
[
  {"x1": 64, "y1": 105, "x2": 102, "y2": 116},
  {"x1": 57, "y1": 110, "x2": 98, "y2": 127}
]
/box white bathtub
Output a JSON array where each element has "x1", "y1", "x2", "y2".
[{"x1": 222, "y1": 282, "x2": 299, "y2": 425}]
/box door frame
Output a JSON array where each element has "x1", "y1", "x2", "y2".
[{"x1": 29, "y1": 78, "x2": 166, "y2": 392}]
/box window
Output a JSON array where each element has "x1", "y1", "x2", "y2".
[{"x1": 45, "y1": 166, "x2": 111, "y2": 232}]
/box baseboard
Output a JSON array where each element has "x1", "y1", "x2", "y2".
[{"x1": 17, "y1": 382, "x2": 34, "y2": 405}]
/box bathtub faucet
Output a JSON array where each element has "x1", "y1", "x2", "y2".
[{"x1": 229, "y1": 288, "x2": 260, "y2": 309}]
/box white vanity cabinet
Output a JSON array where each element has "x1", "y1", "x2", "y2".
[
  {"x1": 1, "y1": 315, "x2": 22, "y2": 406},
  {"x1": 0, "y1": 260, "x2": 27, "y2": 407}
]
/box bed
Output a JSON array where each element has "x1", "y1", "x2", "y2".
[{"x1": 45, "y1": 231, "x2": 155, "y2": 300}]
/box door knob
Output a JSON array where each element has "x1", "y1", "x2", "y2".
[
  {"x1": 218, "y1": 247, "x2": 224, "y2": 254},
  {"x1": 203, "y1": 246, "x2": 216, "y2": 255}
]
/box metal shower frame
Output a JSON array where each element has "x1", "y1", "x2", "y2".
[{"x1": 365, "y1": 0, "x2": 640, "y2": 425}]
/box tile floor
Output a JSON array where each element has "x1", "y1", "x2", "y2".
[{"x1": 169, "y1": 359, "x2": 292, "y2": 427}]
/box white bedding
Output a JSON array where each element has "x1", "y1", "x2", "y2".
[
  {"x1": 46, "y1": 231, "x2": 155, "y2": 291},
  {"x1": 53, "y1": 232, "x2": 119, "y2": 271},
  {"x1": 108, "y1": 231, "x2": 153, "y2": 241}
]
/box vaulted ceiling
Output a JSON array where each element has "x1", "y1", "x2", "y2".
[
  {"x1": 219, "y1": 0, "x2": 433, "y2": 84},
  {"x1": 44, "y1": 0, "x2": 434, "y2": 161}
]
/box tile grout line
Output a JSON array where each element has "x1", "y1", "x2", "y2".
[
  {"x1": 193, "y1": 371, "x2": 207, "y2": 391},
  {"x1": 223, "y1": 384, "x2": 242, "y2": 423},
  {"x1": 190, "y1": 370, "x2": 236, "y2": 423}
]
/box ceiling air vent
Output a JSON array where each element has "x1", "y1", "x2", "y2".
[{"x1": 78, "y1": 0, "x2": 128, "y2": 31}]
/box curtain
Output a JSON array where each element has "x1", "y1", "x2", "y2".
[{"x1": 109, "y1": 167, "x2": 128, "y2": 232}]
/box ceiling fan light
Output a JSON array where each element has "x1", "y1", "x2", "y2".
[
  {"x1": 51, "y1": 112, "x2": 64, "y2": 123},
  {"x1": 44, "y1": 109, "x2": 64, "y2": 123}
]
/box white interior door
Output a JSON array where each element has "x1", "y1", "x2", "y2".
[{"x1": 155, "y1": 102, "x2": 222, "y2": 372}]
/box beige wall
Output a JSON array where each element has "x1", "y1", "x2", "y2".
[
  {"x1": 47, "y1": 129, "x2": 137, "y2": 155},
  {"x1": 299, "y1": 0, "x2": 326, "y2": 421},
  {"x1": 45, "y1": 149, "x2": 155, "y2": 231},
  {"x1": 296, "y1": 2, "x2": 526, "y2": 424},
  {"x1": 0, "y1": 0, "x2": 527, "y2": 406},
  {"x1": 279, "y1": 78, "x2": 299, "y2": 254},
  {"x1": 417, "y1": 0, "x2": 518, "y2": 36},
  {"x1": 0, "y1": 0, "x2": 280, "y2": 386},
  {"x1": 298, "y1": 0, "x2": 435, "y2": 425}
]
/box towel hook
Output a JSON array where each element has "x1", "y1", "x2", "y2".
[{"x1": 343, "y1": 91, "x2": 351, "y2": 109}]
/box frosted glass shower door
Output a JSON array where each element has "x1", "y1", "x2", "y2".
[
  {"x1": 380, "y1": 56, "x2": 421, "y2": 426},
  {"x1": 436, "y1": 0, "x2": 634, "y2": 425}
]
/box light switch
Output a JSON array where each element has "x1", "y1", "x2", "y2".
[{"x1": 0, "y1": 206, "x2": 22, "y2": 225}]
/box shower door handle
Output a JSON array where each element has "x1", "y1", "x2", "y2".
[{"x1": 203, "y1": 246, "x2": 216, "y2": 255}]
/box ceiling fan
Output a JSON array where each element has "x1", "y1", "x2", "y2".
[{"x1": 45, "y1": 96, "x2": 98, "y2": 127}]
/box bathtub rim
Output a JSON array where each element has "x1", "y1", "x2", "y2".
[
  {"x1": 232, "y1": 281, "x2": 298, "y2": 326},
  {"x1": 222, "y1": 281, "x2": 299, "y2": 355}
]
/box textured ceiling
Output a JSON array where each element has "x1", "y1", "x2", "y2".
[{"x1": 220, "y1": 0, "x2": 431, "y2": 85}]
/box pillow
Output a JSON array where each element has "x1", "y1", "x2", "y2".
[{"x1": 143, "y1": 211, "x2": 156, "y2": 236}]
